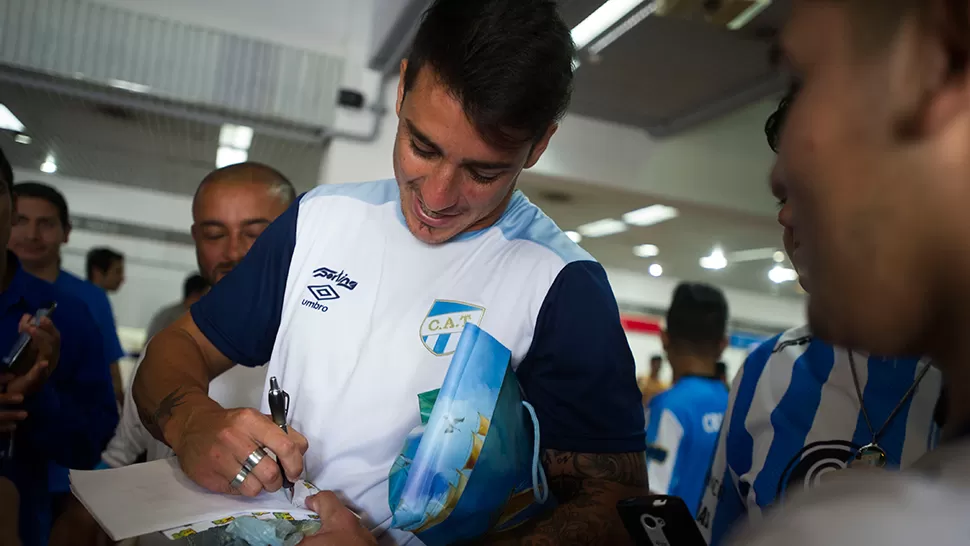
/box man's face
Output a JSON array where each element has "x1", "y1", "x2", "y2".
[
  {"x1": 770, "y1": 157, "x2": 809, "y2": 292},
  {"x1": 393, "y1": 63, "x2": 556, "y2": 244},
  {"x1": 778, "y1": 1, "x2": 967, "y2": 355},
  {"x1": 8, "y1": 197, "x2": 67, "y2": 269},
  {"x1": 94, "y1": 259, "x2": 125, "y2": 292},
  {"x1": 191, "y1": 182, "x2": 289, "y2": 284}
]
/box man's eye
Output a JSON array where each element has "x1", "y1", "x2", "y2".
[
  {"x1": 410, "y1": 140, "x2": 437, "y2": 159},
  {"x1": 469, "y1": 170, "x2": 501, "y2": 184}
]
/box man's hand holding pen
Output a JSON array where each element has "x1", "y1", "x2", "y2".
[{"x1": 166, "y1": 401, "x2": 309, "y2": 497}]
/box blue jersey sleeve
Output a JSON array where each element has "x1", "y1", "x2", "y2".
[
  {"x1": 190, "y1": 196, "x2": 299, "y2": 367},
  {"x1": 645, "y1": 395, "x2": 688, "y2": 496},
  {"x1": 20, "y1": 296, "x2": 118, "y2": 469},
  {"x1": 515, "y1": 261, "x2": 645, "y2": 453}
]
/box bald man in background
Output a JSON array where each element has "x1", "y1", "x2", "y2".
[{"x1": 50, "y1": 162, "x2": 296, "y2": 545}]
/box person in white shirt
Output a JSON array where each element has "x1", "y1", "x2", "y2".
[{"x1": 133, "y1": 1, "x2": 648, "y2": 545}]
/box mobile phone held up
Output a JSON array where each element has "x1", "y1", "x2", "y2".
[
  {"x1": 3, "y1": 302, "x2": 57, "y2": 376},
  {"x1": 617, "y1": 495, "x2": 707, "y2": 546}
]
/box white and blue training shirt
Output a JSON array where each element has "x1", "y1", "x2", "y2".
[
  {"x1": 190, "y1": 180, "x2": 646, "y2": 545},
  {"x1": 696, "y1": 325, "x2": 943, "y2": 545},
  {"x1": 645, "y1": 375, "x2": 728, "y2": 517}
]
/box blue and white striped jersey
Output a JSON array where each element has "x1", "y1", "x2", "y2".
[
  {"x1": 697, "y1": 325, "x2": 943, "y2": 545},
  {"x1": 646, "y1": 376, "x2": 728, "y2": 516}
]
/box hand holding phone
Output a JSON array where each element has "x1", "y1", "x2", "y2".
[
  {"x1": 617, "y1": 496, "x2": 707, "y2": 546},
  {"x1": 2, "y1": 304, "x2": 60, "y2": 395}
]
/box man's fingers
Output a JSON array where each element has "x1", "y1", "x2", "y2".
[
  {"x1": 247, "y1": 413, "x2": 305, "y2": 482},
  {"x1": 248, "y1": 453, "x2": 283, "y2": 493},
  {"x1": 6, "y1": 361, "x2": 49, "y2": 395},
  {"x1": 0, "y1": 393, "x2": 24, "y2": 405},
  {"x1": 0, "y1": 411, "x2": 27, "y2": 423}
]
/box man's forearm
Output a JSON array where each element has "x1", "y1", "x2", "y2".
[
  {"x1": 483, "y1": 451, "x2": 648, "y2": 546},
  {"x1": 132, "y1": 326, "x2": 218, "y2": 446}
]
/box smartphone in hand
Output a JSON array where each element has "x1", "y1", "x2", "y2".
[
  {"x1": 617, "y1": 495, "x2": 707, "y2": 546},
  {"x1": 3, "y1": 302, "x2": 57, "y2": 376}
]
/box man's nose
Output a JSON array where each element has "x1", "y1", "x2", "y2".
[
  {"x1": 420, "y1": 166, "x2": 460, "y2": 211},
  {"x1": 227, "y1": 233, "x2": 247, "y2": 263}
]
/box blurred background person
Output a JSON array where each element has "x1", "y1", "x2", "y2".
[
  {"x1": 0, "y1": 146, "x2": 117, "y2": 546},
  {"x1": 645, "y1": 282, "x2": 729, "y2": 517},
  {"x1": 638, "y1": 353, "x2": 669, "y2": 404},
  {"x1": 143, "y1": 273, "x2": 210, "y2": 347},
  {"x1": 696, "y1": 86, "x2": 943, "y2": 545},
  {"x1": 86, "y1": 247, "x2": 125, "y2": 293},
  {"x1": 50, "y1": 162, "x2": 295, "y2": 546}
]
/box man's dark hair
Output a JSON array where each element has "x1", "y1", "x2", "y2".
[
  {"x1": 183, "y1": 273, "x2": 210, "y2": 301},
  {"x1": 666, "y1": 282, "x2": 729, "y2": 357},
  {"x1": 765, "y1": 82, "x2": 801, "y2": 153},
  {"x1": 86, "y1": 247, "x2": 124, "y2": 280},
  {"x1": 0, "y1": 144, "x2": 12, "y2": 194},
  {"x1": 403, "y1": 0, "x2": 575, "y2": 148},
  {"x1": 716, "y1": 361, "x2": 728, "y2": 380},
  {"x1": 12, "y1": 182, "x2": 70, "y2": 229}
]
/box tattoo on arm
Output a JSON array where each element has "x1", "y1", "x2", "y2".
[
  {"x1": 481, "y1": 450, "x2": 648, "y2": 546},
  {"x1": 140, "y1": 387, "x2": 188, "y2": 441}
]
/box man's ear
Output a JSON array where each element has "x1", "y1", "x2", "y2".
[
  {"x1": 660, "y1": 330, "x2": 670, "y2": 352},
  {"x1": 719, "y1": 337, "x2": 729, "y2": 355},
  {"x1": 190, "y1": 223, "x2": 200, "y2": 243},
  {"x1": 62, "y1": 223, "x2": 71, "y2": 244},
  {"x1": 905, "y1": 8, "x2": 970, "y2": 141},
  {"x1": 524, "y1": 123, "x2": 559, "y2": 169},
  {"x1": 396, "y1": 59, "x2": 408, "y2": 118}
]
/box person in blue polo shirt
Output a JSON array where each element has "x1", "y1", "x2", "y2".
[
  {"x1": 134, "y1": 1, "x2": 647, "y2": 544},
  {"x1": 0, "y1": 146, "x2": 118, "y2": 546},
  {"x1": 646, "y1": 283, "x2": 730, "y2": 516}
]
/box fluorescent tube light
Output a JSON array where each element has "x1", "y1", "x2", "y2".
[
  {"x1": 577, "y1": 218, "x2": 628, "y2": 238},
  {"x1": 216, "y1": 147, "x2": 248, "y2": 168},
  {"x1": 728, "y1": 0, "x2": 773, "y2": 30},
  {"x1": 622, "y1": 204, "x2": 679, "y2": 227},
  {"x1": 768, "y1": 265, "x2": 798, "y2": 284},
  {"x1": 0, "y1": 104, "x2": 25, "y2": 133},
  {"x1": 700, "y1": 248, "x2": 728, "y2": 270},
  {"x1": 633, "y1": 244, "x2": 660, "y2": 258},
  {"x1": 588, "y1": 1, "x2": 658, "y2": 56},
  {"x1": 219, "y1": 124, "x2": 254, "y2": 150},
  {"x1": 571, "y1": 0, "x2": 650, "y2": 50}
]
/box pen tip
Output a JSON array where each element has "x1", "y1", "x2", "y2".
[{"x1": 270, "y1": 376, "x2": 280, "y2": 389}]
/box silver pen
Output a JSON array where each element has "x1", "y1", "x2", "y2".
[{"x1": 268, "y1": 376, "x2": 294, "y2": 494}]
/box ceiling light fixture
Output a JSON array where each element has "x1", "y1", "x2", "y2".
[
  {"x1": 622, "y1": 204, "x2": 679, "y2": 227},
  {"x1": 108, "y1": 79, "x2": 152, "y2": 94},
  {"x1": 633, "y1": 244, "x2": 660, "y2": 258},
  {"x1": 40, "y1": 154, "x2": 57, "y2": 174},
  {"x1": 0, "y1": 104, "x2": 25, "y2": 133},
  {"x1": 577, "y1": 218, "x2": 628, "y2": 238},
  {"x1": 219, "y1": 124, "x2": 254, "y2": 150},
  {"x1": 565, "y1": 231, "x2": 583, "y2": 244},
  {"x1": 773, "y1": 251, "x2": 786, "y2": 263},
  {"x1": 588, "y1": 1, "x2": 659, "y2": 56},
  {"x1": 727, "y1": 247, "x2": 780, "y2": 263},
  {"x1": 648, "y1": 263, "x2": 663, "y2": 277},
  {"x1": 727, "y1": 0, "x2": 773, "y2": 30},
  {"x1": 768, "y1": 265, "x2": 798, "y2": 284},
  {"x1": 571, "y1": 0, "x2": 651, "y2": 51},
  {"x1": 13, "y1": 134, "x2": 31, "y2": 145},
  {"x1": 700, "y1": 248, "x2": 728, "y2": 270},
  {"x1": 216, "y1": 147, "x2": 248, "y2": 169}
]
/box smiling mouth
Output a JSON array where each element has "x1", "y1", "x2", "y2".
[{"x1": 412, "y1": 193, "x2": 460, "y2": 228}]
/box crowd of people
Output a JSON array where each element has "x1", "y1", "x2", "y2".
[{"x1": 1, "y1": 0, "x2": 969, "y2": 545}]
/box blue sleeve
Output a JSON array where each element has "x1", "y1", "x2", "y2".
[
  {"x1": 191, "y1": 197, "x2": 299, "y2": 367},
  {"x1": 91, "y1": 288, "x2": 125, "y2": 363},
  {"x1": 516, "y1": 261, "x2": 645, "y2": 453},
  {"x1": 20, "y1": 298, "x2": 119, "y2": 469}
]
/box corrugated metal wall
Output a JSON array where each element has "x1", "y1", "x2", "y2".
[{"x1": 0, "y1": 0, "x2": 345, "y2": 129}]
